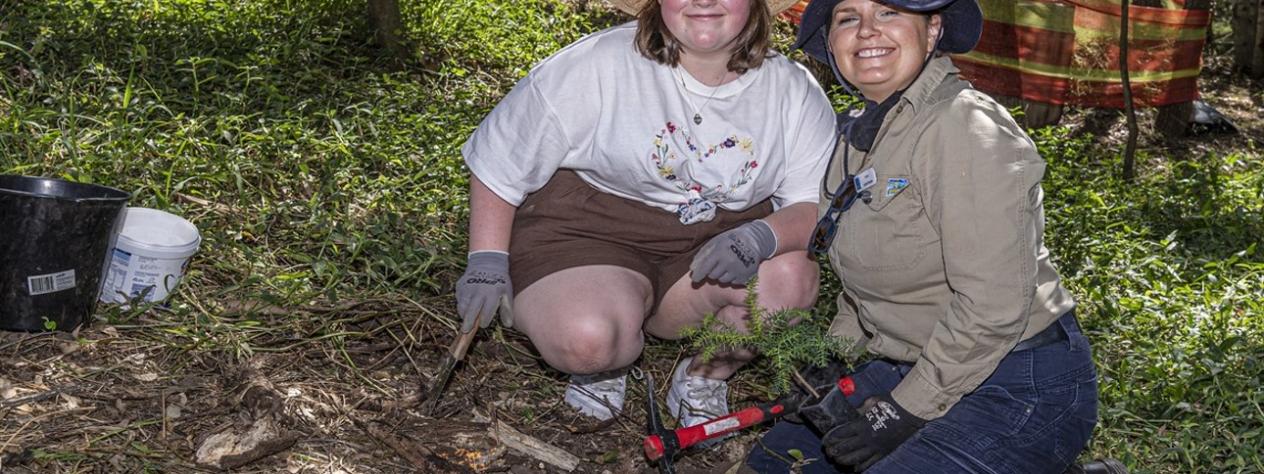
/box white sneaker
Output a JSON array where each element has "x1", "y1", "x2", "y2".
[
  {"x1": 666, "y1": 357, "x2": 730, "y2": 429},
  {"x1": 564, "y1": 371, "x2": 626, "y2": 421}
]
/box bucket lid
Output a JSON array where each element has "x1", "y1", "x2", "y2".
[
  {"x1": 0, "y1": 175, "x2": 130, "y2": 202},
  {"x1": 115, "y1": 207, "x2": 202, "y2": 258}
]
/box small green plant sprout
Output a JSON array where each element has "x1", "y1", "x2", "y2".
[
  {"x1": 680, "y1": 279, "x2": 855, "y2": 395},
  {"x1": 42, "y1": 317, "x2": 58, "y2": 331}
]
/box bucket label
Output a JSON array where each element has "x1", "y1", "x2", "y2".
[{"x1": 28, "y1": 270, "x2": 77, "y2": 296}]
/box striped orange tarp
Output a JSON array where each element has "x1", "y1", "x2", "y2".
[{"x1": 781, "y1": 0, "x2": 1209, "y2": 108}]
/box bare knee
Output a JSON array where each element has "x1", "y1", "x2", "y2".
[
  {"x1": 649, "y1": 253, "x2": 818, "y2": 339},
  {"x1": 754, "y1": 251, "x2": 820, "y2": 310},
  {"x1": 535, "y1": 316, "x2": 643, "y2": 375},
  {"x1": 512, "y1": 265, "x2": 652, "y2": 375}
]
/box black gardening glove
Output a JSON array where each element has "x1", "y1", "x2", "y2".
[{"x1": 822, "y1": 393, "x2": 926, "y2": 471}]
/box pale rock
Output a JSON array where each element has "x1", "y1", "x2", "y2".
[
  {"x1": 165, "y1": 403, "x2": 182, "y2": 419},
  {"x1": 195, "y1": 416, "x2": 297, "y2": 469},
  {"x1": 0, "y1": 378, "x2": 15, "y2": 400}
]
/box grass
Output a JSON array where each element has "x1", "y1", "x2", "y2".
[
  {"x1": 1, "y1": 0, "x2": 1262, "y2": 472},
  {"x1": 1033, "y1": 125, "x2": 1264, "y2": 472}
]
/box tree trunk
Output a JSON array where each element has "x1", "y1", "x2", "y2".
[
  {"x1": 1232, "y1": 0, "x2": 1263, "y2": 76},
  {"x1": 368, "y1": 0, "x2": 409, "y2": 59},
  {"x1": 1256, "y1": 0, "x2": 1264, "y2": 76},
  {"x1": 1121, "y1": 0, "x2": 1139, "y2": 181}
]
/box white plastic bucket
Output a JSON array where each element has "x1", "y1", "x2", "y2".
[{"x1": 99, "y1": 207, "x2": 201, "y2": 304}]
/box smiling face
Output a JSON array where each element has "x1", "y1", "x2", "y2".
[
  {"x1": 661, "y1": 0, "x2": 753, "y2": 62},
  {"x1": 828, "y1": 0, "x2": 941, "y2": 102}
]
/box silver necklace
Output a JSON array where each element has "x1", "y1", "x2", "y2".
[{"x1": 676, "y1": 68, "x2": 724, "y2": 125}]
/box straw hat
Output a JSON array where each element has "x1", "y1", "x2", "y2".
[{"x1": 609, "y1": 0, "x2": 801, "y2": 16}]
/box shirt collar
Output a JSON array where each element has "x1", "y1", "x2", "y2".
[{"x1": 898, "y1": 55, "x2": 959, "y2": 114}]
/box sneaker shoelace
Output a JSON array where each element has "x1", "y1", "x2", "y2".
[
  {"x1": 570, "y1": 375, "x2": 625, "y2": 404},
  {"x1": 582, "y1": 377, "x2": 624, "y2": 395}
]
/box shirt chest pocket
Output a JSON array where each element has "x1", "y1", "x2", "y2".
[{"x1": 841, "y1": 175, "x2": 929, "y2": 271}]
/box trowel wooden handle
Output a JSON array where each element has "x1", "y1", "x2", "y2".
[{"x1": 449, "y1": 314, "x2": 481, "y2": 360}]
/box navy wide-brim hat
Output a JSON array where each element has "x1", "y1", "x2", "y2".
[{"x1": 793, "y1": 0, "x2": 983, "y2": 65}]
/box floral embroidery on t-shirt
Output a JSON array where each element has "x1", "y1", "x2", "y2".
[{"x1": 650, "y1": 121, "x2": 758, "y2": 224}]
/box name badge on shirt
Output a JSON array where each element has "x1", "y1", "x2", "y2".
[
  {"x1": 676, "y1": 189, "x2": 718, "y2": 225},
  {"x1": 854, "y1": 168, "x2": 877, "y2": 193}
]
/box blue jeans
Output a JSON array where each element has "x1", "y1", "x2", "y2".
[{"x1": 747, "y1": 313, "x2": 1098, "y2": 473}]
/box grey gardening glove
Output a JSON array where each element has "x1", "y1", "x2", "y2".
[
  {"x1": 690, "y1": 219, "x2": 777, "y2": 285},
  {"x1": 455, "y1": 250, "x2": 514, "y2": 334}
]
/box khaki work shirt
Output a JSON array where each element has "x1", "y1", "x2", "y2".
[{"x1": 822, "y1": 57, "x2": 1076, "y2": 420}]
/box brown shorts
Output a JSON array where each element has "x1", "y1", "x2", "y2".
[{"x1": 509, "y1": 170, "x2": 773, "y2": 310}]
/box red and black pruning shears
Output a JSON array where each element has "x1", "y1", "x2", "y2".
[
  {"x1": 643, "y1": 371, "x2": 792, "y2": 473},
  {"x1": 641, "y1": 372, "x2": 858, "y2": 473}
]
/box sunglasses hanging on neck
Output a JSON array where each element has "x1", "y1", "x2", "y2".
[{"x1": 809, "y1": 143, "x2": 871, "y2": 257}]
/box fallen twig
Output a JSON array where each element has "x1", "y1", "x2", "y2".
[
  {"x1": 0, "y1": 389, "x2": 62, "y2": 410},
  {"x1": 490, "y1": 419, "x2": 580, "y2": 472},
  {"x1": 351, "y1": 418, "x2": 450, "y2": 471},
  {"x1": 173, "y1": 191, "x2": 235, "y2": 214}
]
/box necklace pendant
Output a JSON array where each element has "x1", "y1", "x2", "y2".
[{"x1": 693, "y1": 113, "x2": 703, "y2": 125}]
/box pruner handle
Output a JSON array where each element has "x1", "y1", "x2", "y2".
[{"x1": 644, "y1": 401, "x2": 788, "y2": 461}]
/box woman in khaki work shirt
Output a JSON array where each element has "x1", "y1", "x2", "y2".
[{"x1": 743, "y1": 0, "x2": 1102, "y2": 473}]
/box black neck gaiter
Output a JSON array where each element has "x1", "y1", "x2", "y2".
[{"x1": 845, "y1": 91, "x2": 905, "y2": 152}]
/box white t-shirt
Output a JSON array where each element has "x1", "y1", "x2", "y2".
[{"x1": 463, "y1": 23, "x2": 836, "y2": 225}]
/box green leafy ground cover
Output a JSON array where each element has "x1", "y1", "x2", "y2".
[{"x1": 1, "y1": 0, "x2": 1261, "y2": 472}]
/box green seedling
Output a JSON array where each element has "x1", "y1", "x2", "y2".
[{"x1": 681, "y1": 279, "x2": 855, "y2": 395}]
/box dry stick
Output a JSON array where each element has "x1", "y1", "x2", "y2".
[
  {"x1": 0, "y1": 332, "x2": 55, "y2": 353},
  {"x1": 392, "y1": 317, "x2": 429, "y2": 379},
  {"x1": 0, "y1": 389, "x2": 63, "y2": 410},
  {"x1": 374, "y1": 323, "x2": 429, "y2": 404},
  {"x1": 0, "y1": 407, "x2": 90, "y2": 452},
  {"x1": 351, "y1": 418, "x2": 442, "y2": 471},
  {"x1": 791, "y1": 369, "x2": 822, "y2": 400},
  {"x1": 491, "y1": 420, "x2": 581, "y2": 472},
  {"x1": 172, "y1": 191, "x2": 234, "y2": 214},
  {"x1": 1120, "y1": 0, "x2": 1140, "y2": 181},
  {"x1": 401, "y1": 293, "x2": 453, "y2": 329}
]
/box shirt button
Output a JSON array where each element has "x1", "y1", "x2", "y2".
[
  {"x1": 938, "y1": 404, "x2": 947, "y2": 411},
  {"x1": 896, "y1": 105, "x2": 905, "y2": 113}
]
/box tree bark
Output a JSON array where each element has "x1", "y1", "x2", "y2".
[
  {"x1": 368, "y1": 0, "x2": 409, "y2": 59},
  {"x1": 1121, "y1": 0, "x2": 1139, "y2": 181},
  {"x1": 1256, "y1": 0, "x2": 1264, "y2": 76},
  {"x1": 1232, "y1": 0, "x2": 1262, "y2": 76}
]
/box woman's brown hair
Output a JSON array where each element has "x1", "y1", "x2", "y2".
[{"x1": 634, "y1": 0, "x2": 772, "y2": 74}]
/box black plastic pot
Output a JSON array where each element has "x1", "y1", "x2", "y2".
[{"x1": 0, "y1": 175, "x2": 130, "y2": 331}]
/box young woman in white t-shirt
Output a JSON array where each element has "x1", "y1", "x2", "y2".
[{"x1": 456, "y1": 0, "x2": 837, "y2": 428}]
